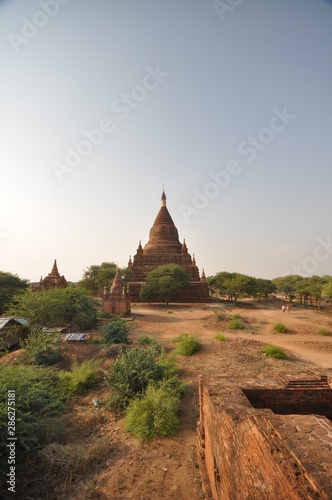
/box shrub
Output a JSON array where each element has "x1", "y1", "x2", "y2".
[
  {"x1": 175, "y1": 334, "x2": 200, "y2": 356},
  {"x1": 214, "y1": 333, "x2": 226, "y2": 342},
  {"x1": 0, "y1": 364, "x2": 66, "y2": 475},
  {"x1": 273, "y1": 322, "x2": 288, "y2": 333},
  {"x1": 167, "y1": 310, "x2": 173, "y2": 314},
  {"x1": 102, "y1": 319, "x2": 129, "y2": 344},
  {"x1": 21, "y1": 328, "x2": 62, "y2": 365},
  {"x1": 229, "y1": 313, "x2": 240, "y2": 319},
  {"x1": 138, "y1": 335, "x2": 156, "y2": 345},
  {"x1": 58, "y1": 360, "x2": 100, "y2": 397},
  {"x1": 213, "y1": 309, "x2": 227, "y2": 321},
  {"x1": 125, "y1": 383, "x2": 179, "y2": 440},
  {"x1": 104, "y1": 347, "x2": 162, "y2": 409},
  {"x1": 228, "y1": 319, "x2": 245, "y2": 330},
  {"x1": 261, "y1": 344, "x2": 288, "y2": 359},
  {"x1": 318, "y1": 328, "x2": 330, "y2": 336}
]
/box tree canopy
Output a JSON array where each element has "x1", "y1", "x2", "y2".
[
  {"x1": 209, "y1": 271, "x2": 275, "y2": 305},
  {"x1": 7, "y1": 287, "x2": 99, "y2": 329},
  {"x1": 0, "y1": 271, "x2": 29, "y2": 314},
  {"x1": 77, "y1": 262, "x2": 129, "y2": 296},
  {"x1": 139, "y1": 264, "x2": 192, "y2": 305}
]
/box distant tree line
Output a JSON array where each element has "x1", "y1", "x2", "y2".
[{"x1": 208, "y1": 272, "x2": 332, "y2": 308}]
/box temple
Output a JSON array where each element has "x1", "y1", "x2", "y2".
[
  {"x1": 102, "y1": 268, "x2": 131, "y2": 316},
  {"x1": 127, "y1": 190, "x2": 210, "y2": 303},
  {"x1": 33, "y1": 259, "x2": 67, "y2": 291}
]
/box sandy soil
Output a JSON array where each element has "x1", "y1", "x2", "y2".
[{"x1": 16, "y1": 299, "x2": 332, "y2": 499}]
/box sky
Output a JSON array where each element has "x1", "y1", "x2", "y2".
[{"x1": 1, "y1": 0, "x2": 332, "y2": 283}]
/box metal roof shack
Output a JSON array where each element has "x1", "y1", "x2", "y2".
[{"x1": 0, "y1": 317, "x2": 29, "y2": 350}]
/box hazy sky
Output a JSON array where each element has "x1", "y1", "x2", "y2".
[{"x1": 1, "y1": 0, "x2": 332, "y2": 282}]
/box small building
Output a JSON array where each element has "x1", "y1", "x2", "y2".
[
  {"x1": 33, "y1": 259, "x2": 67, "y2": 291},
  {"x1": 0, "y1": 317, "x2": 29, "y2": 350},
  {"x1": 102, "y1": 268, "x2": 131, "y2": 316}
]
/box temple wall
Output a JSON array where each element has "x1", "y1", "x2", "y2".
[{"x1": 197, "y1": 375, "x2": 332, "y2": 499}]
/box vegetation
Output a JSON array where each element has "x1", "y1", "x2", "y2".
[
  {"x1": 214, "y1": 333, "x2": 226, "y2": 342},
  {"x1": 21, "y1": 328, "x2": 62, "y2": 365},
  {"x1": 229, "y1": 313, "x2": 240, "y2": 319},
  {"x1": 213, "y1": 308, "x2": 227, "y2": 321},
  {"x1": 273, "y1": 274, "x2": 332, "y2": 308},
  {"x1": 104, "y1": 347, "x2": 164, "y2": 409},
  {"x1": 138, "y1": 335, "x2": 158, "y2": 346},
  {"x1": 125, "y1": 382, "x2": 179, "y2": 440},
  {"x1": 77, "y1": 262, "x2": 129, "y2": 296},
  {"x1": 0, "y1": 271, "x2": 29, "y2": 314},
  {"x1": 208, "y1": 272, "x2": 276, "y2": 304},
  {"x1": 273, "y1": 322, "x2": 288, "y2": 333},
  {"x1": 139, "y1": 264, "x2": 192, "y2": 305},
  {"x1": 102, "y1": 319, "x2": 130, "y2": 344},
  {"x1": 7, "y1": 287, "x2": 98, "y2": 329},
  {"x1": 261, "y1": 344, "x2": 288, "y2": 359},
  {"x1": 174, "y1": 334, "x2": 200, "y2": 356},
  {"x1": 58, "y1": 360, "x2": 100, "y2": 397},
  {"x1": 318, "y1": 328, "x2": 330, "y2": 336},
  {"x1": 228, "y1": 319, "x2": 245, "y2": 330}
]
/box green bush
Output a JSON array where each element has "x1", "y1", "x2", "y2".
[
  {"x1": 318, "y1": 328, "x2": 330, "y2": 336},
  {"x1": 228, "y1": 319, "x2": 245, "y2": 330},
  {"x1": 125, "y1": 383, "x2": 179, "y2": 440},
  {"x1": 214, "y1": 333, "x2": 226, "y2": 342},
  {"x1": 229, "y1": 313, "x2": 240, "y2": 319},
  {"x1": 21, "y1": 328, "x2": 62, "y2": 365},
  {"x1": 0, "y1": 364, "x2": 66, "y2": 475},
  {"x1": 138, "y1": 335, "x2": 156, "y2": 345},
  {"x1": 104, "y1": 347, "x2": 163, "y2": 409},
  {"x1": 102, "y1": 319, "x2": 129, "y2": 344},
  {"x1": 273, "y1": 322, "x2": 288, "y2": 333},
  {"x1": 174, "y1": 334, "x2": 200, "y2": 356},
  {"x1": 261, "y1": 344, "x2": 288, "y2": 359},
  {"x1": 213, "y1": 309, "x2": 227, "y2": 321},
  {"x1": 58, "y1": 360, "x2": 100, "y2": 397}
]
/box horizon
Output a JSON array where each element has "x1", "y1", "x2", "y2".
[{"x1": 1, "y1": 0, "x2": 332, "y2": 282}]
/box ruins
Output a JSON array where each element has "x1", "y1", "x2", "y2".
[
  {"x1": 102, "y1": 268, "x2": 131, "y2": 316},
  {"x1": 33, "y1": 259, "x2": 67, "y2": 291},
  {"x1": 127, "y1": 190, "x2": 210, "y2": 302},
  {"x1": 197, "y1": 370, "x2": 332, "y2": 499}
]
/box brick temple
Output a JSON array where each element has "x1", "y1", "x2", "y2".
[
  {"x1": 33, "y1": 259, "x2": 67, "y2": 291},
  {"x1": 102, "y1": 268, "x2": 131, "y2": 316},
  {"x1": 127, "y1": 190, "x2": 210, "y2": 302}
]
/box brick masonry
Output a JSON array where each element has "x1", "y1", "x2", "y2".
[{"x1": 197, "y1": 370, "x2": 332, "y2": 499}]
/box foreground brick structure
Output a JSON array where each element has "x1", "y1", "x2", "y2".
[
  {"x1": 102, "y1": 268, "x2": 131, "y2": 316},
  {"x1": 197, "y1": 370, "x2": 332, "y2": 499},
  {"x1": 127, "y1": 191, "x2": 210, "y2": 302},
  {"x1": 34, "y1": 259, "x2": 67, "y2": 291}
]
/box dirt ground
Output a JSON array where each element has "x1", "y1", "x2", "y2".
[{"x1": 15, "y1": 299, "x2": 332, "y2": 499}]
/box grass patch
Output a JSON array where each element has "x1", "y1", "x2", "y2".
[
  {"x1": 228, "y1": 319, "x2": 245, "y2": 330},
  {"x1": 167, "y1": 310, "x2": 173, "y2": 314},
  {"x1": 229, "y1": 313, "x2": 240, "y2": 320},
  {"x1": 58, "y1": 360, "x2": 100, "y2": 397},
  {"x1": 273, "y1": 322, "x2": 288, "y2": 333},
  {"x1": 174, "y1": 334, "x2": 200, "y2": 356},
  {"x1": 138, "y1": 335, "x2": 156, "y2": 345},
  {"x1": 318, "y1": 328, "x2": 330, "y2": 336},
  {"x1": 213, "y1": 309, "x2": 227, "y2": 321},
  {"x1": 125, "y1": 382, "x2": 179, "y2": 441},
  {"x1": 261, "y1": 344, "x2": 288, "y2": 359},
  {"x1": 214, "y1": 333, "x2": 226, "y2": 342}
]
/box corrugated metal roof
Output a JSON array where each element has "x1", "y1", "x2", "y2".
[{"x1": 0, "y1": 317, "x2": 28, "y2": 330}]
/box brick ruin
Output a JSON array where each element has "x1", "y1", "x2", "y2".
[
  {"x1": 102, "y1": 268, "x2": 131, "y2": 316},
  {"x1": 127, "y1": 190, "x2": 210, "y2": 302},
  {"x1": 197, "y1": 370, "x2": 332, "y2": 499},
  {"x1": 33, "y1": 259, "x2": 67, "y2": 291}
]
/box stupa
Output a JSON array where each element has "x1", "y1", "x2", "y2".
[
  {"x1": 102, "y1": 268, "x2": 131, "y2": 316},
  {"x1": 34, "y1": 259, "x2": 67, "y2": 291},
  {"x1": 127, "y1": 190, "x2": 210, "y2": 302}
]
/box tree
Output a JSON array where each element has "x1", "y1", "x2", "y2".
[
  {"x1": 139, "y1": 264, "x2": 192, "y2": 305},
  {"x1": 0, "y1": 271, "x2": 29, "y2": 314},
  {"x1": 7, "y1": 288, "x2": 99, "y2": 329},
  {"x1": 254, "y1": 278, "x2": 276, "y2": 301},
  {"x1": 272, "y1": 275, "x2": 303, "y2": 302},
  {"x1": 213, "y1": 272, "x2": 256, "y2": 305},
  {"x1": 77, "y1": 262, "x2": 129, "y2": 296},
  {"x1": 322, "y1": 282, "x2": 332, "y2": 302}
]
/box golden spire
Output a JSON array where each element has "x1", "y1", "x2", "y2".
[{"x1": 161, "y1": 188, "x2": 166, "y2": 207}]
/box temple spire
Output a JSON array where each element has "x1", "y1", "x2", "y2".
[
  {"x1": 50, "y1": 259, "x2": 60, "y2": 277},
  {"x1": 161, "y1": 188, "x2": 166, "y2": 207}
]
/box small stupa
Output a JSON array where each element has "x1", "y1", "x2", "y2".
[
  {"x1": 102, "y1": 268, "x2": 131, "y2": 316},
  {"x1": 34, "y1": 259, "x2": 67, "y2": 291}
]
